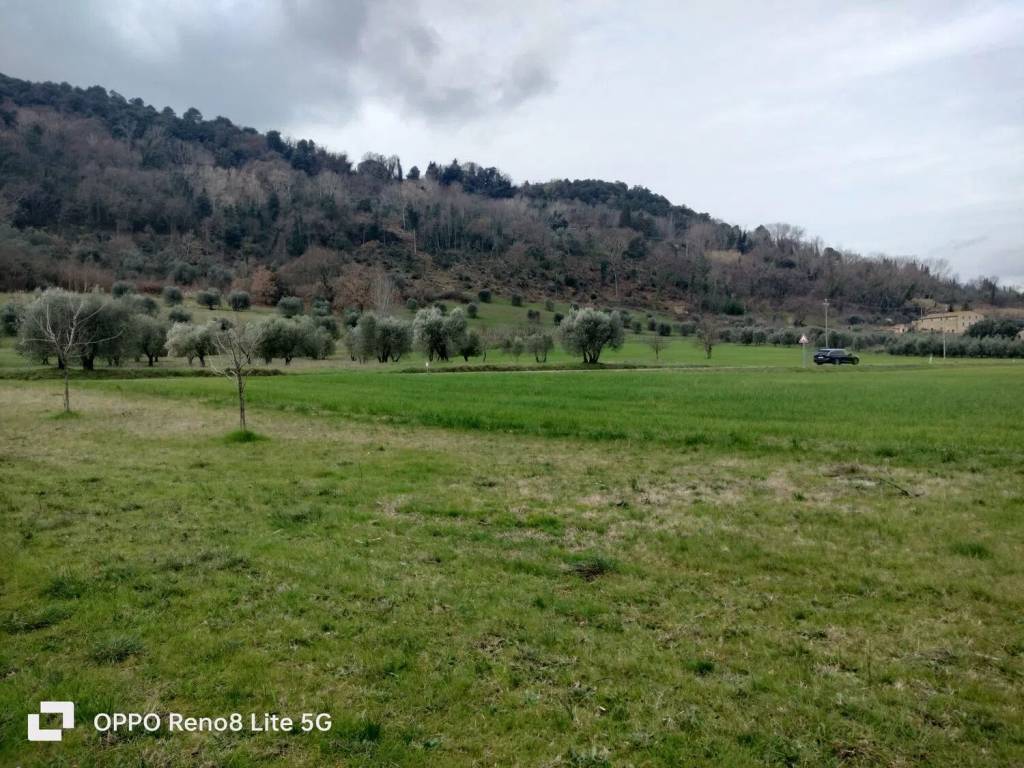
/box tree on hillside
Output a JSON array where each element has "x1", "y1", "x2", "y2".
[
  {"x1": 250, "y1": 266, "x2": 283, "y2": 305},
  {"x1": 19, "y1": 290, "x2": 121, "y2": 412},
  {"x1": 559, "y1": 308, "x2": 624, "y2": 364}
]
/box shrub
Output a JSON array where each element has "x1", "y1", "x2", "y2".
[
  {"x1": 511, "y1": 294, "x2": 523, "y2": 307},
  {"x1": 544, "y1": 299, "x2": 555, "y2": 312},
  {"x1": 168, "y1": 307, "x2": 192, "y2": 323},
  {"x1": 466, "y1": 302, "x2": 479, "y2": 319},
  {"x1": 277, "y1": 296, "x2": 303, "y2": 318},
  {"x1": 527, "y1": 308, "x2": 541, "y2": 323},
  {"x1": 162, "y1": 285, "x2": 183, "y2": 305},
  {"x1": 657, "y1": 322, "x2": 672, "y2": 337},
  {"x1": 111, "y1": 280, "x2": 135, "y2": 298},
  {"x1": 195, "y1": 288, "x2": 221, "y2": 309},
  {"x1": 478, "y1": 289, "x2": 492, "y2": 303},
  {"x1": 406, "y1": 297, "x2": 419, "y2": 311},
  {"x1": 559, "y1": 308, "x2": 624, "y2": 364},
  {"x1": 553, "y1": 312, "x2": 564, "y2": 326}
]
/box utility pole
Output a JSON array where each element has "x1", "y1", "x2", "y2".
[
  {"x1": 942, "y1": 328, "x2": 947, "y2": 360},
  {"x1": 823, "y1": 298, "x2": 830, "y2": 347}
]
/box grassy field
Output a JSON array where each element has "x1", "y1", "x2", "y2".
[{"x1": 2, "y1": 359, "x2": 1022, "y2": 766}]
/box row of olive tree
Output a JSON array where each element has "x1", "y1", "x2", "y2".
[
  {"x1": 13, "y1": 289, "x2": 170, "y2": 411},
  {"x1": 166, "y1": 316, "x2": 335, "y2": 366}
]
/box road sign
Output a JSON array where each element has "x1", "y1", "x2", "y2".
[{"x1": 799, "y1": 334, "x2": 809, "y2": 345}]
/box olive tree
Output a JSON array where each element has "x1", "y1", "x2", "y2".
[
  {"x1": 526, "y1": 332, "x2": 554, "y2": 362},
  {"x1": 228, "y1": 290, "x2": 251, "y2": 311},
  {"x1": 211, "y1": 322, "x2": 265, "y2": 432},
  {"x1": 255, "y1": 317, "x2": 333, "y2": 364},
  {"x1": 132, "y1": 315, "x2": 168, "y2": 366},
  {"x1": 166, "y1": 322, "x2": 216, "y2": 366},
  {"x1": 559, "y1": 308, "x2": 624, "y2": 364},
  {"x1": 162, "y1": 285, "x2": 183, "y2": 306},
  {"x1": 349, "y1": 313, "x2": 413, "y2": 363},
  {"x1": 277, "y1": 296, "x2": 304, "y2": 318},
  {"x1": 457, "y1": 330, "x2": 483, "y2": 361},
  {"x1": 19, "y1": 290, "x2": 121, "y2": 412},
  {"x1": 195, "y1": 288, "x2": 221, "y2": 309},
  {"x1": 413, "y1": 306, "x2": 467, "y2": 362}
]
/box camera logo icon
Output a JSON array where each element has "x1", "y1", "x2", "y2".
[{"x1": 27, "y1": 701, "x2": 75, "y2": 742}]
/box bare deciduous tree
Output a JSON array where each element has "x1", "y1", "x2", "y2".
[
  {"x1": 645, "y1": 335, "x2": 670, "y2": 361},
  {"x1": 371, "y1": 270, "x2": 398, "y2": 316},
  {"x1": 695, "y1": 315, "x2": 719, "y2": 360},
  {"x1": 210, "y1": 322, "x2": 265, "y2": 431}
]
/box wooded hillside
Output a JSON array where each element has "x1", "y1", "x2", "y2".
[{"x1": 1, "y1": 72, "x2": 1018, "y2": 320}]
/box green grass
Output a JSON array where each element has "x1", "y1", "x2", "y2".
[
  {"x1": 1, "y1": 363, "x2": 1022, "y2": 766},
  {"x1": 77, "y1": 363, "x2": 1024, "y2": 467}
]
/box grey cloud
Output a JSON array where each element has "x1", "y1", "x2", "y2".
[{"x1": 0, "y1": 0, "x2": 559, "y2": 129}]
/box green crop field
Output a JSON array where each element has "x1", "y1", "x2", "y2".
[{"x1": 2, "y1": 358, "x2": 1022, "y2": 766}]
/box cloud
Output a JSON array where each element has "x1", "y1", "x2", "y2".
[
  {"x1": 0, "y1": 0, "x2": 561, "y2": 128},
  {"x1": 0, "y1": 0, "x2": 1020, "y2": 285}
]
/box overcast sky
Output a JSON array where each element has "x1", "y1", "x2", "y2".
[{"x1": 1, "y1": 0, "x2": 1021, "y2": 286}]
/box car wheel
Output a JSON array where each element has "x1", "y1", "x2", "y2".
[{"x1": 852, "y1": 358, "x2": 859, "y2": 365}]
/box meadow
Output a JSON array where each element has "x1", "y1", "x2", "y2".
[{"x1": 1, "y1": 349, "x2": 1022, "y2": 766}]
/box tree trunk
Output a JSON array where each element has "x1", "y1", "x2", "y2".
[
  {"x1": 236, "y1": 373, "x2": 247, "y2": 431},
  {"x1": 63, "y1": 366, "x2": 71, "y2": 413}
]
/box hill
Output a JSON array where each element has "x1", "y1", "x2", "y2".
[{"x1": 0, "y1": 72, "x2": 1019, "y2": 321}]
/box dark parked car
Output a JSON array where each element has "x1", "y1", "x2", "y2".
[{"x1": 814, "y1": 348, "x2": 860, "y2": 365}]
